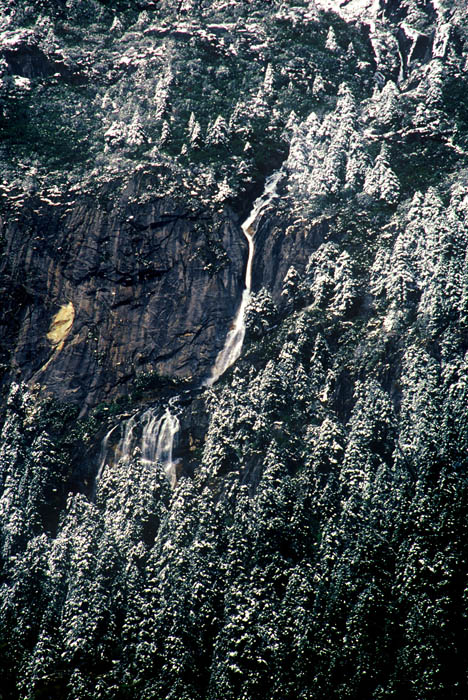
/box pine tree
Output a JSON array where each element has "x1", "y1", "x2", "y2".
[
  {"x1": 364, "y1": 144, "x2": 400, "y2": 204},
  {"x1": 330, "y1": 250, "x2": 357, "y2": 316},
  {"x1": 207, "y1": 115, "x2": 229, "y2": 147},
  {"x1": 263, "y1": 63, "x2": 274, "y2": 94},
  {"x1": 160, "y1": 119, "x2": 171, "y2": 146},
  {"x1": 245, "y1": 288, "x2": 278, "y2": 338},
  {"x1": 345, "y1": 132, "x2": 370, "y2": 190},
  {"x1": 281, "y1": 266, "x2": 302, "y2": 310},
  {"x1": 190, "y1": 120, "x2": 202, "y2": 149},
  {"x1": 374, "y1": 80, "x2": 400, "y2": 129},
  {"x1": 325, "y1": 26, "x2": 339, "y2": 52}
]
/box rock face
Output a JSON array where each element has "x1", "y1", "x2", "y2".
[
  {"x1": 253, "y1": 209, "x2": 330, "y2": 303},
  {"x1": 1, "y1": 178, "x2": 246, "y2": 409},
  {"x1": 0, "y1": 164, "x2": 333, "y2": 413}
]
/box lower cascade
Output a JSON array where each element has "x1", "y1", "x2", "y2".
[
  {"x1": 96, "y1": 405, "x2": 180, "y2": 493},
  {"x1": 141, "y1": 406, "x2": 180, "y2": 486}
]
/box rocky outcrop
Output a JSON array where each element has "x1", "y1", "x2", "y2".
[
  {"x1": 2, "y1": 41, "x2": 87, "y2": 84},
  {"x1": 0, "y1": 175, "x2": 246, "y2": 410},
  {"x1": 253, "y1": 208, "x2": 330, "y2": 304}
]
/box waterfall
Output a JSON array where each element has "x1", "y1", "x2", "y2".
[
  {"x1": 119, "y1": 412, "x2": 139, "y2": 462},
  {"x1": 95, "y1": 404, "x2": 180, "y2": 494},
  {"x1": 94, "y1": 170, "x2": 282, "y2": 494},
  {"x1": 141, "y1": 407, "x2": 165, "y2": 463},
  {"x1": 141, "y1": 406, "x2": 180, "y2": 485},
  {"x1": 206, "y1": 170, "x2": 283, "y2": 386},
  {"x1": 92, "y1": 424, "x2": 119, "y2": 499},
  {"x1": 155, "y1": 408, "x2": 180, "y2": 486}
]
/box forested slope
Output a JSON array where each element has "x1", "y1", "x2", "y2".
[{"x1": 1, "y1": 1, "x2": 468, "y2": 698}]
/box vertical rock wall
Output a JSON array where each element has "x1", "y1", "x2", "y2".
[{"x1": 1, "y1": 181, "x2": 246, "y2": 409}]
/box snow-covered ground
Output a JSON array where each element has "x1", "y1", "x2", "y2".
[{"x1": 314, "y1": 0, "x2": 379, "y2": 23}]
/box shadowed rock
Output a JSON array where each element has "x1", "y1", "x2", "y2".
[{"x1": 0, "y1": 177, "x2": 246, "y2": 410}]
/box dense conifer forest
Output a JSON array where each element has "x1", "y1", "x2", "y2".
[{"x1": 1, "y1": 0, "x2": 468, "y2": 698}]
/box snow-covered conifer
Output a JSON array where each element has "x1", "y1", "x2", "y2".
[
  {"x1": 154, "y1": 65, "x2": 173, "y2": 122},
  {"x1": 263, "y1": 63, "x2": 274, "y2": 94},
  {"x1": 387, "y1": 244, "x2": 418, "y2": 311},
  {"x1": 399, "y1": 345, "x2": 441, "y2": 467},
  {"x1": 340, "y1": 379, "x2": 396, "y2": 494},
  {"x1": 110, "y1": 16, "x2": 123, "y2": 33},
  {"x1": 312, "y1": 73, "x2": 326, "y2": 98},
  {"x1": 346, "y1": 41, "x2": 356, "y2": 59},
  {"x1": 127, "y1": 111, "x2": 146, "y2": 147},
  {"x1": 160, "y1": 119, "x2": 171, "y2": 146},
  {"x1": 245, "y1": 288, "x2": 278, "y2": 337},
  {"x1": 281, "y1": 266, "x2": 302, "y2": 310},
  {"x1": 214, "y1": 177, "x2": 234, "y2": 202},
  {"x1": 207, "y1": 115, "x2": 229, "y2": 147},
  {"x1": 189, "y1": 120, "x2": 202, "y2": 149},
  {"x1": 345, "y1": 133, "x2": 370, "y2": 189},
  {"x1": 258, "y1": 360, "x2": 287, "y2": 420},
  {"x1": 187, "y1": 111, "x2": 196, "y2": 137},
  {"x1": 364, "y1": 144, "x2": 400, "y2": 204},
  {"x1": 375, "y1": 80, "x2": 400, "y2": 128},
  {"x1": 326, "y1": 26, "x2": 339, "y2": 52},
  {"x1": 331, "y1": 251, "x2": 357, "y2": 315},
  {"x1": 304, "y1": 242, "x2": 339, "y2": 308},
  {"x1": 284, "y1": 109, "x2": 298, "y2": 135},
  {"x1": 104, "y1": 121, "x2": 127, "y2": 149}
]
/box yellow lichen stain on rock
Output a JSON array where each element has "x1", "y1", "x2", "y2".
[
  {"x1": 34, "y1": 302, "x2": 75, "y2": 378},
  {"x1": 47, "y1": 302, "x2": 75, "y2": 349}
]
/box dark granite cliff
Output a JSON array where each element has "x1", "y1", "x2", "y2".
[{"x1": 1, "y1": 179, "x2": 246, "y2": 409}]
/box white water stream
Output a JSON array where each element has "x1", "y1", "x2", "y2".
[
  {"x1": 92, "y1": 423, "x2": 119, "y2": 499},
  {"x1": 141, "y1": 406, "x2": 180, "y2": 486},
  {"x1": 94, "y1": 170, "x2": 281, "y2": 492},
  {"x1": 206, "y1": 170, "x2": 282, "y2": 386},
  {"x1": 94, "y1": 404, "x2": 180, "y2": 495}
]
